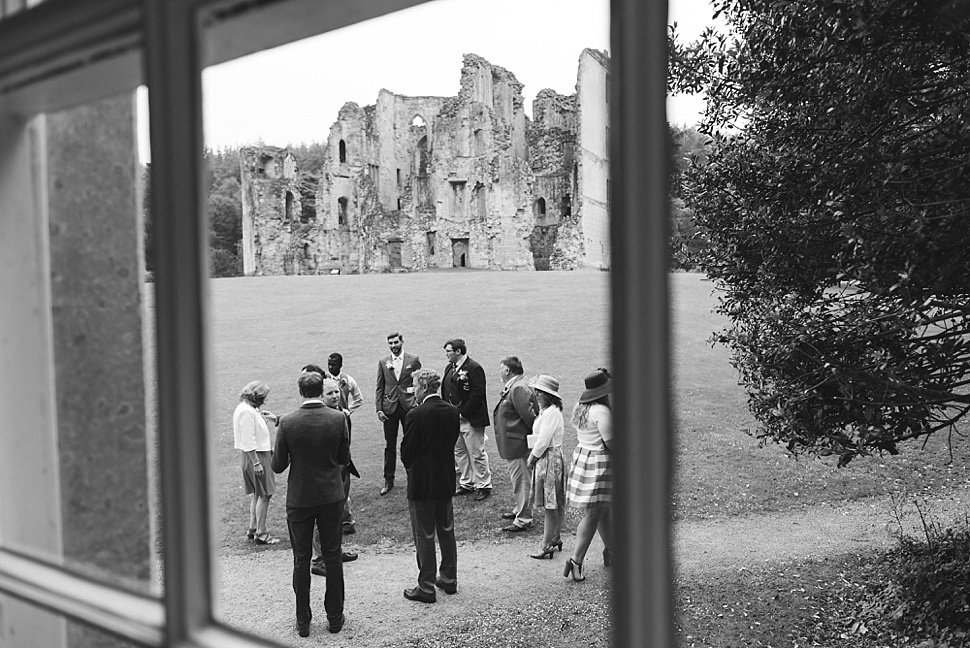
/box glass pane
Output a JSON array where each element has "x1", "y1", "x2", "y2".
[
  {"x1": 0, "y1": 91, "x2": 159, "y2": 596},
  {"x1": 202, "y1": 0, "x2": 611, "y2": 642}
]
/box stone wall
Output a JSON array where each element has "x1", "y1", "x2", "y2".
[{"x1": 243, "y1": 51, "x2": 610, "y2": 275}]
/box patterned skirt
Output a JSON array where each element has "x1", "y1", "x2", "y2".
[
  {"x1": 532, "y1": 447, "x2": 566, "y2": 510},
  {"x1": 566, "y1": 446, "x2": 612, "y2": 508}
]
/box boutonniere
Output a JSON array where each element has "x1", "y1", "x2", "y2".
[
  {"x1": 386, "y1": 361, "x2": 394, "y2": 370},
  {"x1": 457, "y1": 369, "x2": 468, "y2": 382}
]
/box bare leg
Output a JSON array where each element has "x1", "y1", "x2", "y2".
[
  {"x1": 540, "y1": 509, "x2": 559, "y2": 549},
  {"x1": 596, "y1": 506, "x2": 613, "y2": 550},
  {"x1": 255, "y1": 495, "x2": 271, "y2": 535},
  {"x1": 249, "y1": 494, "x2": 257, "y2": 530},
  {"x1": 571, "y1": 506, "x2": 607, "y2": 565},
  {"x1": 552, "y1": 505, "x2": 565, "y2": 548}
]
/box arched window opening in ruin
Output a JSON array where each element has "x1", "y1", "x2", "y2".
[
  {"x1": 411, "y1": 115, "x2": 426, "y2": 127},
  {"x1": 338, "y1": 197, "x2": 348, "y2": 225},
  {"x1": 474, "y1": 129, "x2": 485, "y2": 156},
  {"x1": 427, "y1": 231, "x2": 436, "y2": 256},
  {"x1": 397, "y1": 198, "x2": 402, "y2": 211},
  {"x1": 339, "y1": 139, "x2": 347, "y2": 163},
  {"x1": 303, "y1": 243, "x2": 310, "y2": 258},
  {"x1": 416, "y1": 136, "x2": 429, "y2": 177},
  {"x1": 475, "y1": 185, "x2": 486, "y2": 221},
  {"x1": 535, "y1": 197, "x2": 547, "y2": 220},
  {"x1": 285, "y1": 191, "x2": 294, "y2": 222},
  {"x1": 562, "y1": 193, "x2": 571, "y2": 217}
]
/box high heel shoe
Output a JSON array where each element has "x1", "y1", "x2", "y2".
[
  {"x1": 563, "y1": 557, "x2": 585, "y2": 581},
  {"x1": 552, "y1": 540, "x2": 563, "y2": 553},
  {"x1": 530, "y1": 545, "x2": 555, "y2": 559},
  {"x1": 603, "y1": 547, "x2": 612, "y2": 567}
]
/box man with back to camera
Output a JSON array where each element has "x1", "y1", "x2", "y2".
[
  {"x1": 375, "y1": 332, "x2": 422, "y2": 495},
  {"x1": 401, "y1": 368, "x2": 461, "y2": 603},
  {"x1": 493, "y1": 356, "x2": 538, "y2": 532},
  {"x1": 272, "y1": 371, "x2": 350, "y2": 637},
  {"x1": 304, "y1": 372, "x2": 359, "y2": 577},
  {"x1": 441, "y1": 338, "x2": 493, "y2": 500}
]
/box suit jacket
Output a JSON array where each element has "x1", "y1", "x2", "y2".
[
  {"x1": 442, "y1": 356, "x2": 490, "y2": 428},
  {"x1": 401, "y1": 395, "x2": 461, "y2": 500},
  {"x1": 376, "y1": 352, "x2": 422, "y2": 415},
  {"x1": 272, "y1": 402, "x2": 350, "y2": 508},
  {"x1": 492, "y1": 374, "x2": 538, "y2": 460}
]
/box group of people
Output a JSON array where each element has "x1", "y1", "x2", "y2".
[{"x1": 231, "y1": 330, "x2": 615, "y2": 637}]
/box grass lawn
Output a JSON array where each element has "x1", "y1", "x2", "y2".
[{"x1": 200, "y1": 270, "x2": 969, "y2": 554}]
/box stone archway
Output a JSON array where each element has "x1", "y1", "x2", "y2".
[{"x1": 451, "y1": 238, "x2": 469, "y2": 268}]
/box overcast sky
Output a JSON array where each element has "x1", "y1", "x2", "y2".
[{"x1": 138, "y1": 0, "x2": 715, "y2": 159}]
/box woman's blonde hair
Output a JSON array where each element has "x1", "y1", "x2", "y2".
[
  {"x1": 240, "y1": 380, "x2": 270, "y2": 407},
  {"x1": 571, "y1": 395, "x2": 610, "y2": 429}
]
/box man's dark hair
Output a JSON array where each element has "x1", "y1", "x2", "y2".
[
  {"x1": 299, "y1": 371, "x2": 324, "y2": 398},
  {"x1": 328, "y1": 352, "x2": 343, "y2": 368},
  {"x1": 444, "y1": 338, "x2": 467, "y2": 355},
  {"x1": 301, "y1": 363, "x2": 325, "y2": 376},
  {"x1": 387, "y1": 332, "x2": 402, "y2": 341},
  {"x1": 501, "y1": 356, "x2": 524, "y2": 375}
]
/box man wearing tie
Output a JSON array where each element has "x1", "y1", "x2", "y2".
[{"x1": 375, "y1": 332, "x2": 422, "y2": 495}]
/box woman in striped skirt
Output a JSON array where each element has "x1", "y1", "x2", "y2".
[{"x1": 563, "y1": 369, "x2": 614, "y2": 582}]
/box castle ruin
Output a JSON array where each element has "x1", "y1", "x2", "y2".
[{"x1": 240, "y1": 49, "x2": 610, "y2": 275}]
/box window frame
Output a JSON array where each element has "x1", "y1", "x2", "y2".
[{"x1": 0, "y1": 0, "x2": 672, "y2": 645}]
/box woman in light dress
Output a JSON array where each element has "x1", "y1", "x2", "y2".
[
  {"x1": 232, "y1": 380, "x2": 280, "y2": 545},
  {"x1": 526, "y1": 375, "x2": 567, "y2": 559},
  {"x1": 563, "y1": 369, "x2": 614, "y2": 581}
]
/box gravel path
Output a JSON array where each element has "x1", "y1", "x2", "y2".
[{"x1": 218, "y1": 484, "x2": 970, "y2": 646}]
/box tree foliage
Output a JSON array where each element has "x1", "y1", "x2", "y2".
[{"x1": 679, "y1": 0, "x2": 970, "y2": 464}]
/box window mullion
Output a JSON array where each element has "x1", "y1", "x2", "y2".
[
  {"x1": 143, "y1": 0, "x2": 213, "y2": 642},
  {"x1": 608, "y1": 0, "x2": 674, "y2": 646}
]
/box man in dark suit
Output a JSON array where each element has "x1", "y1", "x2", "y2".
[
  {"x1": 375, "y1": 331, "x2": 422, "y2": 495},
  {"x1": 272, "y1": 372, "x2": 350, "y2": 637},
  {"x1": 493, "y1": 356, "x2": 538, "y2": 532},
  {"x1": 441, "y1": 338, "x2": 493, "y2": 500},
  {"x1": 401, "y1": 368, "x2": 460, "y2": 603}
]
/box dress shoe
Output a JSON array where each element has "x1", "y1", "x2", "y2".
[
  {"x1": 434, "y1": 577, "x2": 457, "y2": 594},
  {"x1": 500, "y1": 512, "x2": 516, "y2": 520},
  {"x1": 342, "y1": 551, "x2": 358, "y2": 562},
  {"x1": 474, "y1": 487, "x2": 491, "y2": 501},
  {"x1": 342, "y1": 524, "x2": 356, "y2": 535},
  {"x1": 502, "y1": 523, "x2": 528, "y2": 533},
  {"x1": 380, "y1": 480, "x2": 394, "y2": 495},
  {"x1": 403, "y1": 587, "x2": 436, "y2": 603},
  {"x1": 328, "y1": 613, "x2": 345, "y2": 634},
  {"x1": 311, "y1": 563, "x2": 326, "y2": 576},
  {"x1": 297, "y1": 622, "x2": 310, "y2": 638},
  {"x1": 455, "y1": 485, "x2": 475, "y2": 496}
]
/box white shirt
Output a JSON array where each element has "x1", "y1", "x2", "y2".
[
  {"x1": 391, "y1": 354, "x2": 403, "y2": 376},
  {"x1": 233, "y1": 401, "x2": 272, "y2": 452},
  {"x1": 529, "y1": 405, "x2": 564, "y2": 459}
]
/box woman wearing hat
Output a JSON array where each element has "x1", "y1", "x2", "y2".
[
  {"x1": 526, "y1": 375, "x2": 567, "y2": 560},
  {"x1": 563, "y1": 368, "x2": 614, "y2": 581}
]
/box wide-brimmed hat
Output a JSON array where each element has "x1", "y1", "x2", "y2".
[
  {"x1": 529, "y1": 374, "x2": 562, "y2": 400},
  {"x1": 579, "y1": 369, "x2": 612, "y2": 403}
]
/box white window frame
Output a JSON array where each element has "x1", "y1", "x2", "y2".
[{"x1": 0, "y1": 1, "x2": 672, "y2": 645}]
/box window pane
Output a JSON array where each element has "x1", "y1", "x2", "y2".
[
  {"x1": 202, "y1": 0, "x2": 611, "y2": 643},
  {"x1": 0, "y1": 91, "x2": 159, "y2": 595}
]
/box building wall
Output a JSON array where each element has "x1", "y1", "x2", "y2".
[{"x1": 577, "y1": 48, "x2": 611, "y2": 270}]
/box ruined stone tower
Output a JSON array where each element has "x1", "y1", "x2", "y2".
[{"x1": 241, "y1": 49, "x2": 610, "y2": 276}]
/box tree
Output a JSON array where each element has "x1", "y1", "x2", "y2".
[{"x1": 679, "y1": 0, "x2": 970, "y2": 464}]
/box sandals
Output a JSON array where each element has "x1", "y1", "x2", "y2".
[{"x1": 254, "y1": 532, "x2": 281, "y2": 545}]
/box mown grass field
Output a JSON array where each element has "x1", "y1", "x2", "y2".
[{"x1": 203, "y1": 270, "x2": 969, "y2": 555}]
